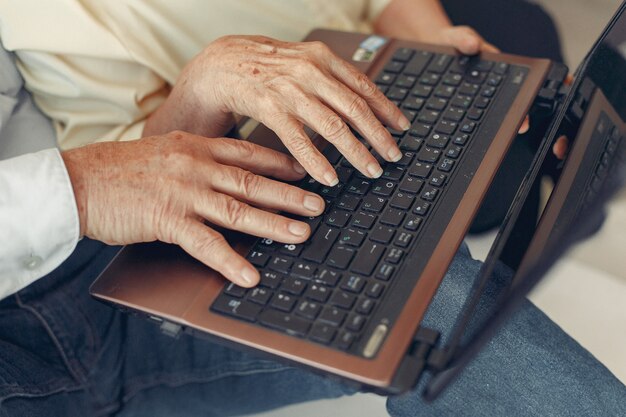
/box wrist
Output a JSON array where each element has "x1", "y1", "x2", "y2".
[{"x1": 61, "y1": 148, "x2": 89, "y2": 238}]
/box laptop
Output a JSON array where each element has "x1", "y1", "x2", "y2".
[{"x1": 90, "y1": 1, "x2": 626, "y2": 399}]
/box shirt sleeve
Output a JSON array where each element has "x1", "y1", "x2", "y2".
[{"x1": 0, "y1": 149, "x2": 80, "y2": 299}]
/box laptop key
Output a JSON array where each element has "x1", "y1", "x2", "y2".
[
  {"x1": 279, "y1": 243, "x2": 304, "y2": 257},
  {"x1": 291, "y1": 261, "x2": 317, "y2": 280},
  {"x1": 365, "y1": 281, "x2": 385, "y2": 298},
  {"x1": 375, "y1": 263, "x2": 395, "y2": 281},
  {"x1": 270, "y1": 292, "x2": 297, "y2": 312},
  {"x1": 370, "y1": 225, "x2": 396, "y2": 244},
  {"x1": 438, "y1": 158, "x2": 455, "y2": 173},
  {"x1": 355, "y1": 298, "x2": 376, "y2": 315},
  {"x1": 260, "y1": 271, "x2": 283, "y2": 289},
  {"x1": 403, "y1": 216, "x2": 422, "y2": 231},
  {"x1": 248, "y1": 287, "x2": 272, "y2": 305},
  {"x1": 411, "y1": 84, "x2": 433, "y2": 98},
  {"x1": 361, "y1": 195, "x2": 386, "y2": 213},
  {"x1": 413, "y1": 201, "x2": 431, "y2": 216},
  {"x1": 309, "y1": 323, "x2": 337, "y2": 344},
  {"x1": 399, "y1": 176, "x2": 424, "y2": 194},
  {"x1": 346, "y1": 314, "x2": 367, "y2": 332},
  {"x1": 305, "y1": 283, "x2": 331, "y2": 302},
  {"x1": 372, "y1": 179, "x2": 396, "y2": 197},
  {"x1": 248, "y1": 250, "x2": 270, "y2": 267},
  {"x1": 351, "y1": 241, "x2": 385, "y2": 276},
  {"x1": 408, "y1": 162, "x2": 432, "y2": 178},
  {"x1": 318, "y1": 306, "x2": 346, "y2": 326},
  {"x1": 351, "y1": 211, "x2": 376, "y2": 229},
  {"x1": 212, "y1": 295, "x2": 262, "y2": 322},
  {"x1": 335, "y1": 331, "x2": 356, "y2": 350},
  {"x1": 269, "y1": 257, "x2": 293, "y2": 274},
  {"x1": 385, "y1": 248, "x2": 404, "y2": 264},
  {"x1": 302, "y1": 226, "x2": 340, "y2": 263},
  {"x1": 224, "y1": 282, "x2": 246, "y2": 298},
  {"x1": 340, "y1": 275, "x2": 366, "y2": 294},
  {"x1": 392, "y1": 47, "x2": 415, "y2": 62},
  {"x1": 417, "y1": 146, "x2": 442, "y2": 163},
  {"x1": 327, "y1": 246, "x2": 355, "y2": 270},
  {"x1": 330, "y1": 291, "x2": 356, "y2": 310},
  {"x1": 295, "y1": 300, "x2": 321, "y2": 320},
  {"x1": 394, "y1": 231, "x2": 414, "y2": 248},
  {"x1": 399, "y1": 135, "x2": 423, "y2": 152},
  {"x1": 259, "y1": 310, "x2": 311, "y2": 337},
  {"x1": 281, "y1": 276, "x2": 307, "y2": 295},
  {"x1": 421, "y1": 186, "x2": 439, "y2": 202},
  {"x1": 325, "y1": 210, "x2": 351, "y2": 228},
  {"x1": 380, "y1": 208, "x2": 406, "y2": 227},
  {"x1": 390, "y1": 193, "x2": 415, "y2": 211},
  {"x1": 315, "y1": 268, "x2": 341, "y2": 287},
  {"x1": 404, "y1": 51, "x2": 432, "y2": 75},
  {"x1": 346, "y1": 178, "x2": 371, "y2": 195}
]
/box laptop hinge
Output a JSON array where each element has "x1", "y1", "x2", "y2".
[
  {"x1": 387, "y1": 326, "x2": 441, "y2": 394},
  {"x1": 532, "y1": 62, "x2": 569, "y2": 118}
]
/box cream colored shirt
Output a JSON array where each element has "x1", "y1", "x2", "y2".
[{"x1": 0, "y1": 0, "x2": 390, "y2": 149}]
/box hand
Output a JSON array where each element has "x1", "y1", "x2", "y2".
[
  {"x1": 421, "y1": 25, "x2": 500, "y2": 55},
  {"x1": 144, "y1": 35, "x2": 411, "y2": 186},
  {"x1": 62, "y1": 131, "x2": 326, "y2": 287}
]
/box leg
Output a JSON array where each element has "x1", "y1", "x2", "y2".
[{"x1": 386, "y1": 246, "x2": 626, "y2": 416}]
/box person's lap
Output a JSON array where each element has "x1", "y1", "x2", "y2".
[{"x1": 1, "y1": 238, "x2": 625, "y2": 417}]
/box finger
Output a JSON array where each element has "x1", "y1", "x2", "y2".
[
  {"x1": 206, "y1": 137, "x2": 307, "y2": 181},
  {"x1": 553, "y1": 135, "x2": 569, "y2": 160},
  {"x1": 481, "y1": 42, "x2": 501, "y2": 54},
  {"x1": 443, "y1": 26, "x2": 483, "y2": 55},
  {"x1": 323, "y1": 50, "x2": 411, "y2": 131},
  {"x1": 286, "y1": 94, "x2": 384, "y2": 178},
  {"x1": 565, "y1": 74, "x2": 574, "y2": 86},
  {"x1": 265, "y1": 115, "x2": 339, "y2": 186},
  {"x1": 309, "y1": 74, "x2": 402, "y2": 164},
  {"x1": 175, "y1": 219, "x2": 259, "y2": 287},
  {"x1": 518, "y1": 116, "x2": 530, "y2": 134},
  {"x1": 211, "y1": 165, "x2": 325, "y2": 216},
  {"x1": 197, "y1": 193, "x2": 312, "y2": 244}
]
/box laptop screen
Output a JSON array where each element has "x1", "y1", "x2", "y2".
[{"x1": 423, "y1": 1, "x2": 626, "y2": 401}]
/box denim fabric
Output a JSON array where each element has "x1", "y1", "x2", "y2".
[{"x1": 1, "y1": 239, "x2": 624, "y2": 417}]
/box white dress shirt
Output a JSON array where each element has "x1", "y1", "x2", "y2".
[{"x1": 0, "y1": 46, "x2": 79, "y2": 300}]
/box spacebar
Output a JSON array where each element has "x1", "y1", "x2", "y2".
[{"x1": 302, "y1": 226, "x2": 340, "y2": 263}]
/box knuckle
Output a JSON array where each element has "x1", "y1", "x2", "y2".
[
  {"x1": 320, "y1": 114, "x2": 348, "y2": 140},
  {"x1": 347, "y1": 95, "x2": 370, "y2": 120},
  {"x1": 195, "y1": 231, "x2": 226, "y2": 257},
  {"x1": 223, "y1": 196, "x2": 249, "y2": 227},
  {"x1": 238, "y1": 170, "x2": 260, "y2": 199},
  {"x1": 308, "y1": 40, "x2": 330, "y2": 54},
  {"x1": 355, "y1": 72, "x2": 377, "y2": 97}
]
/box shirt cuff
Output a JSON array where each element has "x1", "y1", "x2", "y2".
[{"x1": 0, "y1": 148, "x2": 80, "y2": 299}]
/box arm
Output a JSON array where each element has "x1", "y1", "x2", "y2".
[{"x1": 374, "y1": 0, "x2": 499, "y2": 54}]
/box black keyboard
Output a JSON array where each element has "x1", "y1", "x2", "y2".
[{"x1": 211, "y1": 47, "x2": 528, "y2": 356}]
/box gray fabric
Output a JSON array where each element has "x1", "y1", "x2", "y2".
[{"x1": 0, "y1": 41, "x2": 57, "y2": 159}]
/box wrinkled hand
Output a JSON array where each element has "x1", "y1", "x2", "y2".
[
  {"x1": 145, "y1": 35, "x2": 411, "y2": 186},
  {"x1": 62, "y1": 132, "x2": 326, "y2": 287}
]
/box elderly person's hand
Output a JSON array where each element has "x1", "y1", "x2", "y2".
[
  {"x1": 62, "y1": 131, "x2": 325, "y2": 287},
  {"x1": 144, "y1": 35, "x2": 411, "y2": 187}
]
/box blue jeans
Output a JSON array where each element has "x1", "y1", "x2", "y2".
[{"x1": 0, "y1": 239, "x2": 624, "y2": 416}]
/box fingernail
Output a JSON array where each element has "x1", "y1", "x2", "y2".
[
  {"x1": 292, "y1": 160, "x2": 306, "y2": 175},
  {"x1": 240, "y1": 268, "x2": 258, "y2": 285},
  {"x1": 323, "y1": 172, "x2": 339, "y2": 187},
  {"x1": 367, "y1": 162, "x2": 383, "y2": 178},
  {"x1": 388, "y1": 148, "x2": 402, "y2": 162},
  {"x1": 303, "y1": 195, "x2": 323, "y2": 212},
  {"x1": 399, "y1": 116, "x2": 411, "y2": 131},
  {"x1": 288, "y1": 222, "x2": 309, "y2": 236}
]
